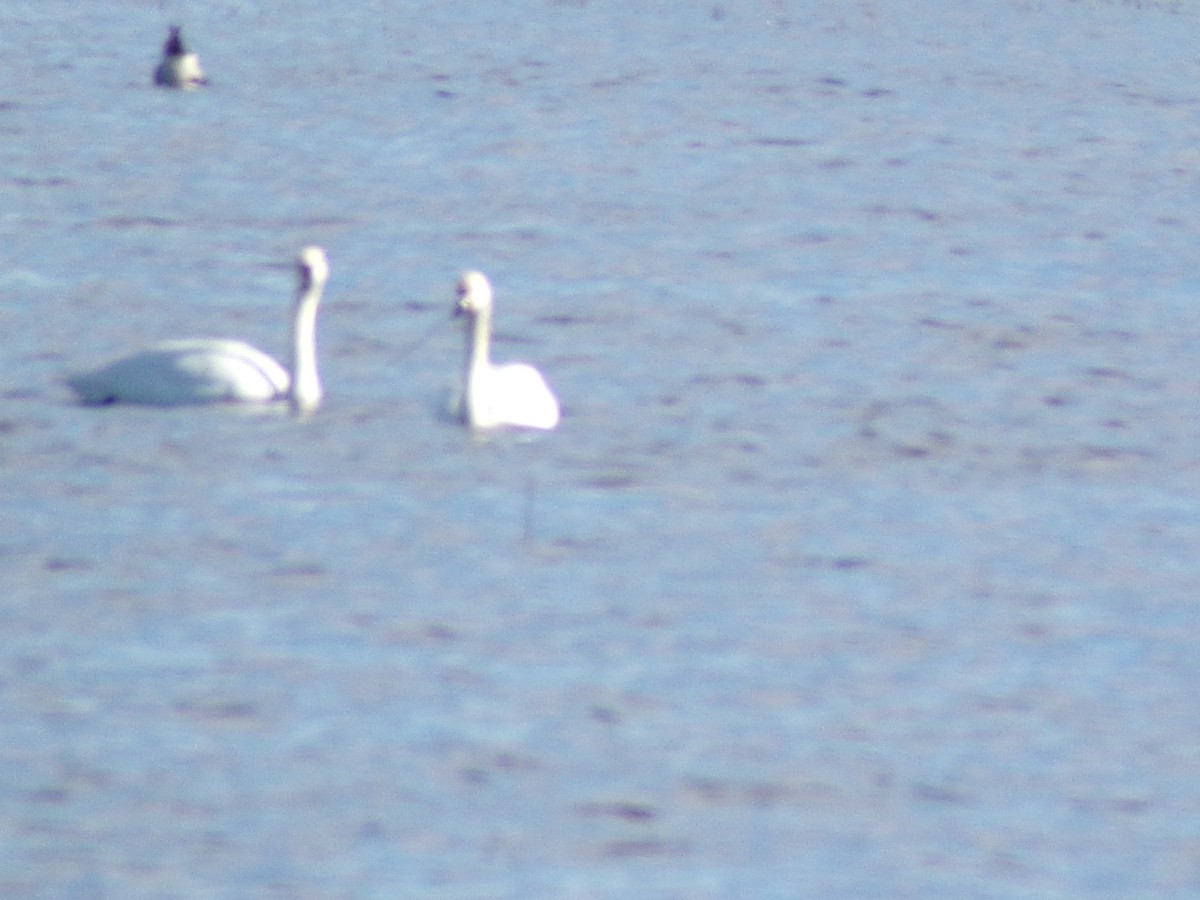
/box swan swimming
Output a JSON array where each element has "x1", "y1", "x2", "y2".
[
  {"x1": 453, "y1": 271, "x2": 560, "y2": 430},
  {"x1": 68, "y1": 246, "x2": 329, "y2": 415},
  {"x1": 153, "y1": 26, "x2": 208, "y2": 89}
]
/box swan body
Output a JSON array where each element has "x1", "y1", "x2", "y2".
[
  {"x1": 454, "y1": 271, "x2": 560, "y2": 430},
  {"x1": 154, "y1": 26, "x2": 208, "y2": 89},
  {"x1": 69, "y1": 246, "x2": 329, "y2": 415},
  {"x1": 69, "y1": 340, "x2": 288, "y2": 405}
]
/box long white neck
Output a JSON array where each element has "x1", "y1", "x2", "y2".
[
  {"x1": 288, "y1": 278, "x2": 324, "y2": 415},
  {"x1": 465, "y1": 304, "x2": 492, "y2": 379}
]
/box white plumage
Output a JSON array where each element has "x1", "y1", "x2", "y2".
[
  {"x1": 453, "y1": 271, "x2": 560, "y2": 430},
  {"x1": 153, "y1": 26, "x2": 208, "y2": 90},
  {"x1": 68, "y1": 246, "x2": 330, "y2": 415}
]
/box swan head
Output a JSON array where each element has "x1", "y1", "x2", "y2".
[
  {"x1": 454, "y1": 270, "x2": 493, "y2": 319},
  {"x1": 297, "y1": 246, "x2": 330, "y2": 293}
]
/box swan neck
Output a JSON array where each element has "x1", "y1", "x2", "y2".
[
  {"x1": 289, "y1": 279, "x2": 324, "y2": 414},
  {"x1": 466, "y1": 305, "x2": 492, "y2": 374}
]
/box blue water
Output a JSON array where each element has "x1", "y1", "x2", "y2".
[{"x1": 2, "y1": 0, "x2": 1200, "y2": 896}]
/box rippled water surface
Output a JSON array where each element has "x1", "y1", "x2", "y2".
[{"x1": 3, "y1": 1, "x2": 1200, "y2": 896}]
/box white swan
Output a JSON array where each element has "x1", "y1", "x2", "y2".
[
  {"x1": 153, "y1": 26, "x2": 208, "y2": 89},
  {"x1": 453, "y1": 271, "x2": 560, "y2": 430},
  {"x1": 68, "y1": 246, "x2": 329, "y2": 415}
]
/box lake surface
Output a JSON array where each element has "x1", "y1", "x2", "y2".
[{"x1": 2, "y1": 0, "x2": 1200, "y2": 896}]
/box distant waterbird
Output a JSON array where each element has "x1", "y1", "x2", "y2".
[
  {"x1": 68, "y1": 246, "x2": 330, "y2": 416},
  {"x1": 452, "y1": 271, "x2": 560, "y2": 430},
  {"x1": 153, "y1": 26, "x2": 208, "y2": 89}
]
